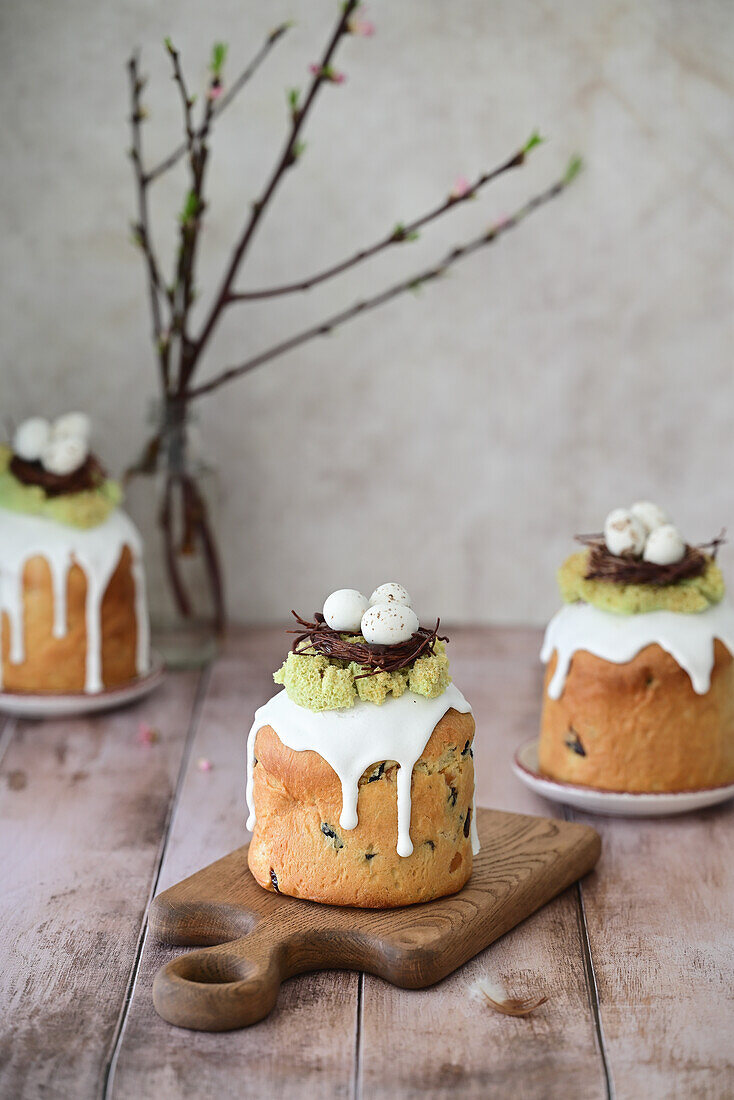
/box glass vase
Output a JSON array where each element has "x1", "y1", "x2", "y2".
[{"x1": 124, "y1": 399, "x2": 224, "y2": 668}]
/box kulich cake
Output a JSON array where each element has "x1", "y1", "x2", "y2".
[
  {"x1": 539, "y1": 503, "x2": 734, "y2": 792},
  {"x1": 0, "y1": 414, "x2": 150, "y2": 695},
  {"x1": 246, "y1": 584, "x2": 479, "y2": 908}
]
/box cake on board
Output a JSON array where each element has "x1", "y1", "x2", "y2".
[{"x1": 246, "y1": 583, "x2": 478, "y2": 908}]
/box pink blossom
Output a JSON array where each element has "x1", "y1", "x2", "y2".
[
  {"x1": 348, "y1": 15, "x2": 375, "y2": 36},
  {"x1": 207, "y1": 83, "x2": 223, "y2": 101},
  {"x1": 308, "y1": 63, "x2": 346, "y2": 83},
  {"x1": 137, "y1": 721, "x2": 159, "y2": 745},
  {"x1": 449, "y1": 176, "x2": 471, "y2": 200},
  {"x1": 197, "y1": 757, "x2": 213, "y2": 772}
]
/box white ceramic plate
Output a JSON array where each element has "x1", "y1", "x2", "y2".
[
  {"x1": 513, "y1": 738, "x2": 734, "y2": 818},
  {"x1": 0, "y1": 652, "x2": 165, "y2": 719}
]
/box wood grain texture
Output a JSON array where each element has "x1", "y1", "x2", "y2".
[
  {"x1": 2, "y1": 625, "x2": 732, "y2": 1100},
  {"x1": 0, "y1": 672, "x2": 201, "y2": 1099},
  {"x1": 358, "y1": 627, "x2": 611, "y2": 1100},
  {"x1": 147, "y1": 808, "x2": 600, "y2": 1031},
  {"x1": 108, "y1": 632, "x2": 362, "y2": 1099},
  {"x1": 573, "y1": 806, "x2": 734, "y2": 1100}
]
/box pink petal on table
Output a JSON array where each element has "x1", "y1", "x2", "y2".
[{"x1": 137, "y1": 722, "x2": 159, "y2": 745}]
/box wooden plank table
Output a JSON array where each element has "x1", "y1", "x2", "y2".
[{"x1": 0, "y1": 627, "x2": 731, "y2": 1099}]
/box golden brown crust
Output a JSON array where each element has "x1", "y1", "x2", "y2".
[
  {"x1": 1, "y1": 546, "x2": 140, "y2": 693},
  {"x1": 539, "y1": 641, "x2": 734, "y2": 792},
  {"x1": 248, "y1": 708, "x2": 476, "y2": 907}
]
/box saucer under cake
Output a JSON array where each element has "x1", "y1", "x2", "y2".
[
  {"x1": 513, "y1": 738, "x2": 734, "y2": 817},
  {"x1": 0, "y1": 650, "x2": 165, "y2": 719}
]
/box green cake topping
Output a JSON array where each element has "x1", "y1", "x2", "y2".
[
  {"x1": 0, "y1": 444, "x2": 122, "y2": 528},
  {"x1": 273, "y1": 639, "x2": 451, "y2": 711},
  {"x1": 559, "y1": 549, "x2": 725, "y2": 615}
]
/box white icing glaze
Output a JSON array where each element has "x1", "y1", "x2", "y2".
[
  {"x1": 246, "y1": 682, "x2": 478, "y2": 859},
  {"x1": 541, "y1": 601, "x2": 734, "y2": 699},
  {"x1": 0, "y1": 507, "x2": 150, "y2": 693}
]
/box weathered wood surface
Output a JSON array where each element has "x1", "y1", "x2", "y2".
[
  {"x1": 0, "y1": 672, "x2": 202, "y2": 1099},
  {"x1": 571, "y1": 806, "x2": 734, "y2": 1100},
  {"x1": 359, "y1": 628, "x2": 611, "y2": 1100},
  {"x1": 108, "y1": 633, "x2": 361, "y2": 1100},
  {"x1": 0, "y1": 627, "x2": 732, "y2": 1100}
]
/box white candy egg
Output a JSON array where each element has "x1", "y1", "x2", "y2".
[
  {"x1": 361, "y1": 602, "x2": 419, "y2": 646},
  {"x1": 13, "y1": 417, "x2": 51, "y2": 462},
  {"x1": 53, "y1": 412, "x2": 91, "y2": 441},
  {"x1": 643, "y1": 523, "x2": 686, "y2": 566},
  {"x1": 369, "y1": 582, "x2": 412, "y2": 608},
  {"x1": 41, "y1": 435, "x2": 89, "y2": 476},
  {"x1": 630, "y1": 500, "x2": 669, "y2": 534},
  {"x1": 323, "y1": 589, "x2": 369, "y2": 632},
  {"x1": 604, "y1": 508, "x2": 646, "y2": 558}
]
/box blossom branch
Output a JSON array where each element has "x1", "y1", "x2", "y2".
[
  {"x1": 127, "y1": 53, "x2": 169, "y2": 388},
  {"x1": 165, "y1": 39, "x2": 209, "y2": 378},
  {"x1": 184, "y1": 157, "x2": 582, "y2": 400},
  {"x1": 229, "y1": 133, "x2": 544, "y2": 302},
  {"x1": 189, "y1": 0, "x2": 360, "y2": 375},
  {"x1": 145, "y1": 22, "x2": 292, "y2": 185}
]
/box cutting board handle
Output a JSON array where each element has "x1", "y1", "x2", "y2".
[{"x1": 152, "y1": 924, "x2": 284, "y2": 1031}]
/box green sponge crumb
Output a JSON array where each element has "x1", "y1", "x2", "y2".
[
  {"x1": 409, "y1": 640, "x2": 451, "y2": 696},
  {"x1": 353, "y1": 666, "x2": 409, "y2": 705},
  {"x1": 273, "y1": 639, "x2": 452, "y2": 711},
  {"x1": 558, "y1": 549, "x2": 725, "y2": 615},
  {"x1": 0, "y1": 444, "x2": 122, "y2": 529},
  {"x1": 273, "y1": 652, "x2": 357, "y2": 710}
]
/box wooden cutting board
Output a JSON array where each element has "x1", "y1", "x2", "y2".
[{"x1": 150, "y1": 807, "x2": 600, "y2": 1031}]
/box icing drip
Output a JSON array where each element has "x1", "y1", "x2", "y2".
[
  {"x1": 0, "y1": 507, "x2": 150, "y2": 693},
  {"x1": 246, "y1": 682, "x2": 478, "y2": 858},
  {"x1": 541, "y1": 601, "x2": 734, "y2": 699}
]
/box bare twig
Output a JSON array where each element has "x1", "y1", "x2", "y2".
[
  {"x1": 184, "y1": 159, "x2": 581, "y2": 400},
  {"x1": 189, "y1": 0, "x2": 360, "y2": 375},
  {"x1": 127, "y1": 53, "x2": 169, "y2": 387},
  {"x1": 229, "y1": 136, "x2": 543, "y2": 301},
  {"x1": 145, "y1": 22, "x2": 292, "y2": 185},
  {"x1": 165, "y1": 39, "x2": 196, "y2": 148},
  {"x1": 165, "y1": 41, "x2": 221, "y2": 389}
]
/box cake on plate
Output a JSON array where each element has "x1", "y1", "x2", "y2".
[
  {"x1": 246, "y1": 583, "x2": 479, "y2": 908},
  {"x1": 0, "y1": 414, "x2": 150, "y2": 695},
  {"x1": 539, "y1": 502, "x2": 734, "y2": 792}
]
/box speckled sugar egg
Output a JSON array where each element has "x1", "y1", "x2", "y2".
[
  {"x1": 323, "y1": 589, "x2": 369, "y2": 633},
  {"x1": 643, "y1": 523, "x2": 686, "y2": 566},
  {"x1": 13, "y1": 417, "x2": 51, "y2": 462},
  {"x1": 630, "y1": 501, "x2": 669, "y2": 534},
  {"x1": 41, "y1": 435, "x2": 89, "y2": 477},
  {"x1": 604, "y1": 508, "x2": 646, "y2": 558},
  {"x1": 53, "y1": 412, "x2": 91, "y2": 441},
  {"x1": 361, "y1": 602, "x2": 419, "y2": 645},
  {"x1": 369, "y1": 582, "x2": 412, "y2": 608}
]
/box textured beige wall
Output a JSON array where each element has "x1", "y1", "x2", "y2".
[{"x1": 1, "y1": 0, "x2": 733, "y2": 625}]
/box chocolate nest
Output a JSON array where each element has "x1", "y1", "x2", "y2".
[
  {"x1": 576, "y1": 531, "x2": 725, "y2": 587},
  {"x1": 288, "y1": 611, "x2": 448, "y2": 678},
  {"x1": 9, "y1": 453, "x2": 107, "y2": 497}
]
